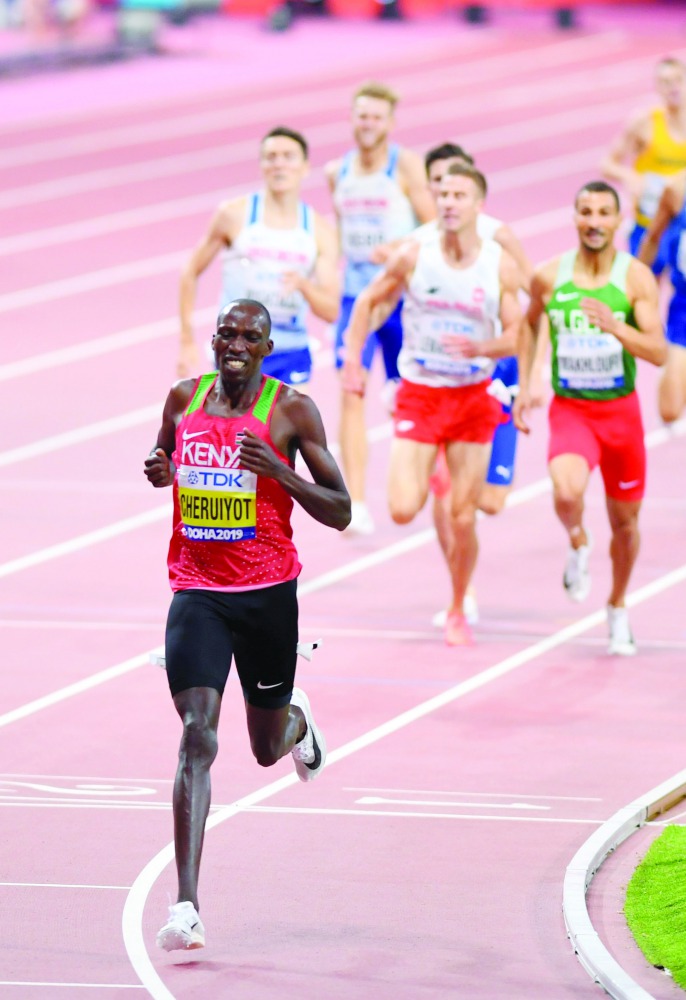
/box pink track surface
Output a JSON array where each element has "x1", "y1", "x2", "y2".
[{"x1": 2, "y1": 7, "x2": 686, "y2": 998}]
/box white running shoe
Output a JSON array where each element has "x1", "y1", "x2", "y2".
[
  {"x1": 290, "y1": 688, "x2": 327, "y2": 782},
  {"x1": 563, "y1": 530, "x2": 593, "y2": 602},
  {"x1": 432, "y1": 589, "x2": 479, "y2": 628},
  {"x1": 344, "y1": 501, "x2": 375, "y2": 536},
  {"x1": 607, "y1": 605, "x2": 637, "y2": 656},
  {"x1": 156, "y1": 901, "x2": 206, "y2": 952}
]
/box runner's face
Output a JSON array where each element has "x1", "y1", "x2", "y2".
[
  {"x1": 574, "y1": 191, "x2": 620, "y2": 252},
  {"x1": 437, "y1": 175, "x2": 482, "y2": 232},
  {"x1": 427, "y1": 156, "x2": 470, "y2": 201},
  {"x1": 213, "y1": 304, "x2": 272, "y2": 382},
  {"x1": 260, "y1": 136, "x2": 308, "y2": 193},
  {"x1": 656, "y1": 63, "x2": 686, "y2": 111},
  {"x1": 351, "y1": 96, "x2": 393, "y2": 151}
]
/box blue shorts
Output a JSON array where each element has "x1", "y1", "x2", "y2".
[
  {"x1": 334, "y1": 295, "x2": 403, "y2": 379},
  {"x1": 486, "y1": 414, "x2": 518, "y2": 486},
  {"x1": 667, "y1": 294, "x2": 686, "y2": 348},
  {"x1": 262, "y1": 346, "x2": 312, "y2": 386},
  {"x1": 629, "y1": 222, "x2": 668, "y2": 276},
  {"x1": 491, "y1": 355, "x2": 518, "y2": 405},
  {"x1": 485, "y1": 356, "x2": 518, "y2": 487}
]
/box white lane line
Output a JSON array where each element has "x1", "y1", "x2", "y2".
[
  {"x1": 121, "y1": 558, "x2": 686, "y2": 1000},
  {"x1": 0, "y1": 651, "x2": 155, "y2": 730},
  {"x1": 0, "y1": 417, "x2": 681, "y2": 589},
  {"x1": 0, "y1": 31, "x2": 625, "y2": 169},
  {"x1": 0, "y1": 620, "x2": 163, "y2": 631},
  {"x1": 0, "y1": 139, "x2": 599, "y2": 264},
  {"x1": 0, "y1": 251, "x2": 186, "y2": 314},
  {"x1": 0, "y1": 405, "x2": 161, "y2": 467},
  {"x1": 0, "y1": 984, "x2": 144, "y2": 991},
  {"x1": 1, "y1": 882, "x2": 130, "y2": 889},
  {"x1": 0, "y1": 506, "x2": 172, "y2": 582},
  {"x1": 0, "y1": 771, "x2": 171, "y2": 781},
  {"x1": 354, "y1": 796, "x2": 551, "y2": 810},
  {"x1": 344, "y1": 788, "x2": 603, "y2": 801},
  {"x1": 0, "y1": 308, "x2": 214, "y2": 383},
  {"x1": 0, "y1": 93, "x2": 638, "y2": 212},
  {"x1": 246, "y1": 806, "x2": 600, "y2": 824},
  {"x1": 0, "y1": 802, "x2": 173, "y2": 810}
]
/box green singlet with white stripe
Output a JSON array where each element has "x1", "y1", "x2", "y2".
[{"x1": 546, "y1": 250, "x2": 637, "y2": 400}]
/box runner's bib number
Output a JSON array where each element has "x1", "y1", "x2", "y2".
[
  {"x1": 413, "y1": 317, "x2": 488, "y2": 379},
  {"x1": 341, "y1": 215, "x2": 387, "y2": 262},
  {"x1": 637, "y1": 173, "x2": 667, "y2": 222},
  {"x1": 557, "y1": 332, "x2": 625, "y2": 390},
  {"x1": 178, "y1": 465, "x2": 257, "y2": 542},
  {"x1": 238, "y1": 263, "x2": 303, "y2": 330}
]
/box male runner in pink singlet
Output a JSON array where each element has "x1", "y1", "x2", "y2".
[{"x1": 145, "y1": 299, "x2": 350, "y2": 951}]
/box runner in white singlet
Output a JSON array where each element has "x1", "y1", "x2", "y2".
[
  {"x1": 325, "y1": 82, "x2": 435, "y2": 535},
  {"x1": 342, "y1": 163, "x2": 522, "y2": 647},
  {"x1": 178, "y1": 127, "x2": 339, "y2": 387}
]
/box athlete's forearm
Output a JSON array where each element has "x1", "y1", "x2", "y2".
[
  {"x1": 636, "y1": 232, "x2": 659, "y2": 268},
  {"x1": 614, "y1": 322, "x2": 668, "y2": 367},
  {"x1": 600, "y1": 156, "x2": 636, "y2": 187},
  {"x1": 179, "y1": 270, "x2": 198, "y2": 344},
  {"x1": 275, "y1": 465, "x2": 351, "y2": 530},
  {"x1": 516, "y1": 319, "x2": 539, "y2": 391},
  {"x1": 345, "y1": 294, "x2": 373, "y2": 362},
  {"x1": 298, "y1": 277, "x2": 339, "y2": 323}
]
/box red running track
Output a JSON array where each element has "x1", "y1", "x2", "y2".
[{"x1": 1, "y1": 9, "x2": 686, "y2": 998}]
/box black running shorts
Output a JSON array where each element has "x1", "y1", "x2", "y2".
[{"x1": 165, "y1": 581, "x2": 298, "y2": 709}]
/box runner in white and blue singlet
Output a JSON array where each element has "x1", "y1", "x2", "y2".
[
  {"x1": 325, "y1": 81, "x2": 435, "y2": 535},
  {"x1": 178, "y1": 127, "x2": 339, "y2": 386}
]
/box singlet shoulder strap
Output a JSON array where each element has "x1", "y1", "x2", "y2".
[
  {"x1": 609, "y1": 250, "x2": 632, "y2": 292},
  {"x1": 184, "y1": 373, "x2": 217, "y2": 416},
  {"x1": 338, "y1": 151, "x2": 354, "y2": 181},
  {"x1": 554, "y1": 250, "x2": 576, "y2": 288},
  {"x1": 247, "y1": 192, "x2": 261, "y2": 225},
  {"x1": 651, "y1": 106, "x2": 667, "y2": 140},
  {"x1": 386, "y1": 143, "x2": 400, "y2": 178},
  {"x1": 252, "y1": 375, "x2": 282, "y2": 425},
  {"x1": 300, "y1": 202, "x2": 313, "y2": 233}
]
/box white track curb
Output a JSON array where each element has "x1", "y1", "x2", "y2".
[{"x1": 563, "y1": 768, "x2": 686, "y2": 998}]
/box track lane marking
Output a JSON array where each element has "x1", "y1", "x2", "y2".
[
  {"x1": 121, "y1": 556, "x2": 686, "y2": 999},
  {"x1": 0, "y1": 31, "x2": 626, "y2": 169}
]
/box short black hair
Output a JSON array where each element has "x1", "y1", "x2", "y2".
[
  {"x1": 444, "y1": 162, "x2": 488, "y2": 198},
  {"x1": 425, "y1": 142, "x2": 474, "y2": 175},
  {"x1": 217, "y1": 299, "x2": 271, "y2": 336},
  {"x1": 575, "y1": 180, "x2": 620, "y2": 211},
  {"x1": 261, "y1": 126, "x2": 308, "y2": 159}
]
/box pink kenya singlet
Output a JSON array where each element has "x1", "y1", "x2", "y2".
[{"x1": 167, "y1": 373, "x2": 302, "y2": 592}]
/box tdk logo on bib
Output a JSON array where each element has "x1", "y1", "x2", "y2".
[{"x1": 185, "y1": 469, "x2": 247, "y2": 490}]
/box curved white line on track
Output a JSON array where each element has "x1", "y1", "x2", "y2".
[
  {"x1": 564, "y1": 768, "x2": 686, "y2": 999},
  {"x1": 122, "y1": 558, "x2": 686, "y2": 999}
]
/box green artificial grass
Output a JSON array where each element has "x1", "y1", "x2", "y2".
[{"x1": 625, "y1": 824, "x2": 686, "y2": 989}]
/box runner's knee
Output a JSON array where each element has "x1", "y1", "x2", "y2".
[
  {"x1": 179, "y1": 716, "x2": 219, "y2": 768},
  {"x1": 249, "y1": 732, "x2": 285, "y2": 768}
]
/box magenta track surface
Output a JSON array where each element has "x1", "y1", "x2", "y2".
[{"x1": 2, "y1": 8, "x2": 686, "y2": 998}]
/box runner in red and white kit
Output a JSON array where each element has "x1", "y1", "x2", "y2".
[
  {"x1": 343, "y1": 164, "x2": 521, "y2": 646},
  {"x1": 144, "y1": 299, "x2": 350, "y2": 950}
]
